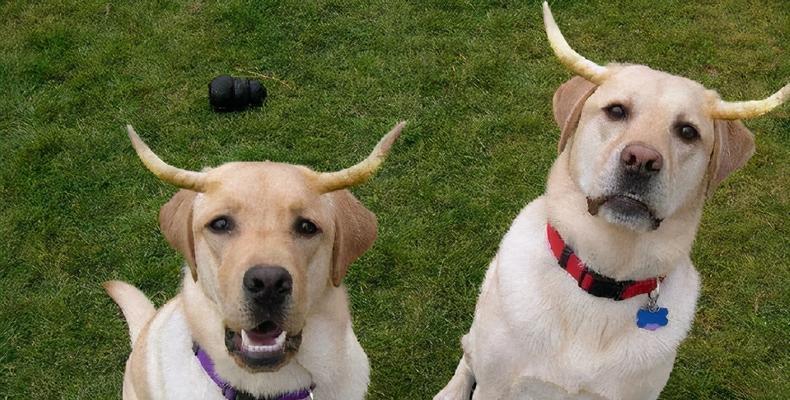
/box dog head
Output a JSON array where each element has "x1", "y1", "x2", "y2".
[
  {"x1": 128, "y1": 122, "x2": 404, "y2": 371},
  {"x1": 544, "y1": 2, "x2": 787, "y2": 232}
]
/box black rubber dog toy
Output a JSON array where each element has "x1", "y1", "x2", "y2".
[{"x1": 208, "y1": 75, "x2": 266, "y2": 112}]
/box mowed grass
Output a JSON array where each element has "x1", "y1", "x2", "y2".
[{"x1": 0, "y1": 0, "x2": 787, "y2": 398}]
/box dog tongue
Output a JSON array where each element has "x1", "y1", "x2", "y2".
[{"x1": 244, "y1": 322, "x2": 283, "y2": 346}]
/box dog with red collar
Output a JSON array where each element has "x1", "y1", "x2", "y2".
[{"x1": 434, "y1": 3, "x2": 787, "y2": 399}]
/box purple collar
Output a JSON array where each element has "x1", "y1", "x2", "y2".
[{"x1": 194, "y1": 344, "x2": 314, "y2": 400}]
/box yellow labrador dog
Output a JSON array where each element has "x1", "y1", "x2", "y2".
[
  {"x1": 105, "y1": 122, "x2": 404, "y2": 400},
  {"x1": 435, "y1": 3, "x2": 787, "y2": 400}
]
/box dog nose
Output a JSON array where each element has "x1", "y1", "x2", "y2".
[
  {"x1": 620, "y1": 143, "x2": 663, "y2": 176},
  {"x1": 243, "y1": 266, "x2": 292, "y2": 305}
]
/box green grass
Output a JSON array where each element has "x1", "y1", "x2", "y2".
[{"x1": 0, "y1": 0, "x2": 787, "y2": 398}]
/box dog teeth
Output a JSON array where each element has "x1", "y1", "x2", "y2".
[
  {"x1": 623, "y1": 193, "x2": 643, "y2": 202},
  {"x1": 241, "y1": 330, "x2": 287, "y2": 354}
]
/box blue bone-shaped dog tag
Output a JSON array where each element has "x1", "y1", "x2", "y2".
[{"x1": 636, "y1": 307, "x2": 668, "y2": 331}]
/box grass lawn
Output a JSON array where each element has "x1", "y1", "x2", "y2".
[{"x1": 0, "y1": 0, "x2": 787, "y2": 398}]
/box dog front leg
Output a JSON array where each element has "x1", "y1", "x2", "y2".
[{"x1": 434, "y1": 354, "x2": 476, "y2": 400}]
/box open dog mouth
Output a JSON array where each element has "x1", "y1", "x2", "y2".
[
  {"x1": 587, "y1": 194, "x2": 662, "y2": 230},
  {"x1": 224, "y1": 320, "x2": 302, "y2": 371}
]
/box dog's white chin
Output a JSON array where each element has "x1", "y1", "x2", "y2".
[
  {"x1": 600, "y1": 207, "x2": 656, "y2": 232},
  {"x1": 241, "y1": 329, "x2": 287, "y2": 355}
]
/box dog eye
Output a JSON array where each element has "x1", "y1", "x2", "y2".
[
  {"x1": 677, "y1": 125, "x2": 700, "y2": 142},
  {"x1": 294, "y1": 218, "x2": 320, "y2": 236},
  {"x1": 207, "y1": 216, "x2": 234, "y2": 233},
  {"x1": 604, "y1": 104, "x2": 627, "y2": 121}
]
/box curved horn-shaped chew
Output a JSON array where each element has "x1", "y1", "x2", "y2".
[
  {"x1": 543, "y1": 2, "x2": 608, "y2": 85},
  {"x1": 126, "y1": 125, "x2": 207, "y2": 191},
  {"x1": 314, "y1": 121, "x2": 406, "y2": 193},
  {"x1": 711, "y1": 84, "x2": 789, "y2": 120}
]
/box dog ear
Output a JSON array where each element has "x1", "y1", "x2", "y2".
[
  {"x1": 159, "y1": 189, "x2": 198, "y2": 280},
  {"x1": 552, "y1": 76, "x2": 598, "y2": 153},
  {"x1": 705, "y1": 120, "x2": 755, "y2": 197},
  {"x1": 329, "y1": 190, "x2": 377, "y2": 287}
]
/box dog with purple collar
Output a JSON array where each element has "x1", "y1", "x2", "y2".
[
  {"x1": 105, "y1": 122, "x2": 405, "y2": 399},
  {"x1": 435, "y1": 3, "x2": 787, "y2": 399}
]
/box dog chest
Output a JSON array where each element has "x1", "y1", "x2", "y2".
[{"x1": 472, "y1": 198, "x2": 700, "y2": 398}]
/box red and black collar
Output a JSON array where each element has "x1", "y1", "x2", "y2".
[{"x1": 546, "y1": 224, "x2": 660, "y2": 300}]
